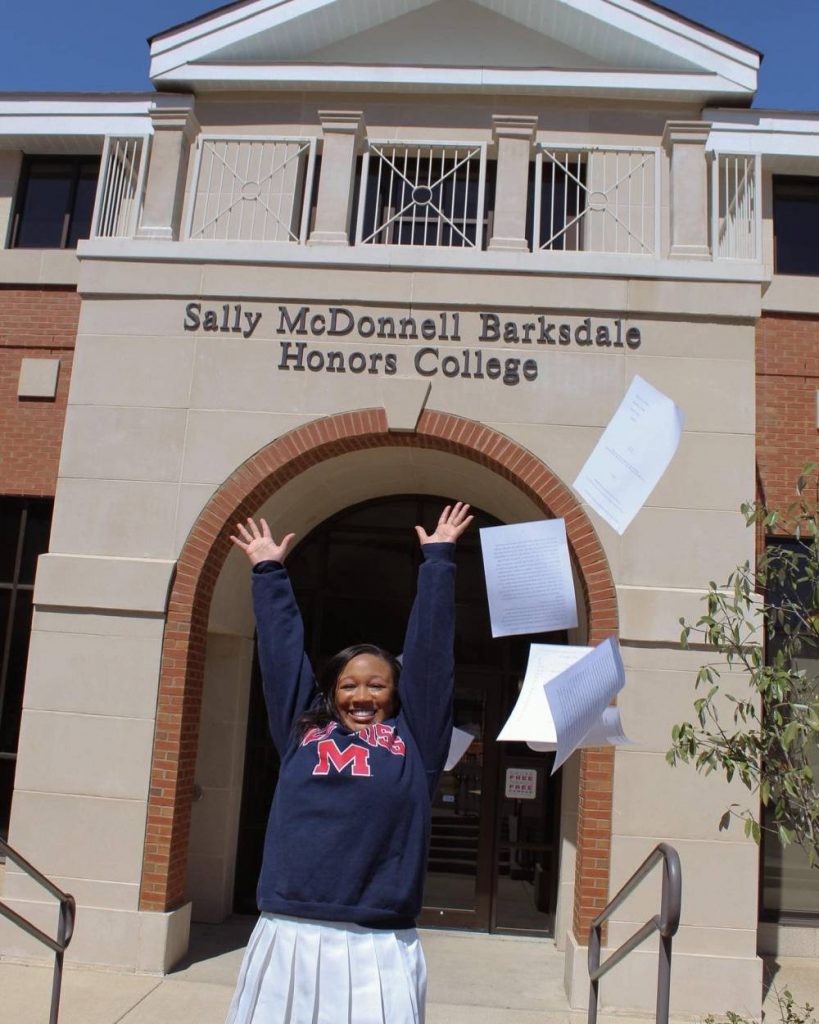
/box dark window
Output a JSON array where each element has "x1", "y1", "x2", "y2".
[
  {"x1": 526, "y1": 156, "x2": 587, "y2": 252},
  {"x1": 773, "y1": 176, "x2": 819, "y2": 276},
  {"x1": 0, "y1": 497, "x2": 53, "y2": 838},
  {"x1": 11, "y1": 156, "x2": 100, "y2": 249},
  {"x1": 307, "y1": 153, "x2": 323, "y2": 237},
  {"x1": 760, "y1": 537, "x2": 819, "y2": 918}
]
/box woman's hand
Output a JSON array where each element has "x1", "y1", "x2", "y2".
[
  {"x1": 230, "y1": 517, "x2": 295, "y2": 566},
  {"x1": 415, "y1": 502, "x2": 474, "y2": 546}
]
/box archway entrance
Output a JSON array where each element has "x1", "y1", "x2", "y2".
[
  {"x1": 143, "y1": 409, "x2": 617, "y2": 950},
  {"x1": 232, "y1": 495, "x2": 567, "y2": 934}
]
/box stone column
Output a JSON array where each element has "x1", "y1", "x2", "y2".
[
  {"x1": 488, "y1": 115, "x2": 537, "y2": 251},
  {"x1": 663, "y1": 121, "x2": 712, "y2": 259},
  {"x1": 136, "y1": 94, "x2": 198, "y2": 241},
  {"x1": 308, "y1": 111, "x2": 364, "y2": 246}
]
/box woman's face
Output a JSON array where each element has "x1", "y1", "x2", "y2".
[{"x1": 334, "y1": 653, "x2": 396, "y2": 731}]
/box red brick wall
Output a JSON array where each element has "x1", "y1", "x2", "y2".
[
  {"x1": 756, "y1": 314, "x2": 819, "y2": 513},
  {"x1": 0, "y1": 286, "x2": 79, "y2": 496}
]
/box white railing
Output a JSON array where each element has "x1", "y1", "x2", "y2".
[
  {"x1": 532, "y1": 145, "x2": 660, "y2": 256},
  {"x1": 356, "y1": 142, "x2": 488, "y2": 248},
  {"x1": 185, "y1": 135, "x2": 317, "y2": 243},
  {"x1": 90, "y1": 136, "x2": 150, "y2": 239},
  {"x1": 712, "y1": 152, "x2": 761, "y2": 261}
]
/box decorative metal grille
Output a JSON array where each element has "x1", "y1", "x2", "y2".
[
  {"x1": 713, "y1": 152, "x2": 761, "y2": 261},
  {"x1": 186, "y1": 136, "x2": 317, "y2": 243},
  {"x1": 532, "y1": 146, "x2": 659, "y2": 255},
  {"x1": 356, "y1": 143, "x2": 488, "y2": 248},
  {"x1": 91, "y1": 136, "x2": 149, "y2": 239}
]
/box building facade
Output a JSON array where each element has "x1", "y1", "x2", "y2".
[{"x1": 1, "y1": 0, "x2": 818, "y2": 1014}]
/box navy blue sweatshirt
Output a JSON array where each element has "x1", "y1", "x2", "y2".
[{"x1": 251, "y1": 542, "x2": 456, "y2": 929}]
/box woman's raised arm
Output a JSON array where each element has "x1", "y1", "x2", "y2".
[
  {"x1": 231, "y1": 517, "x2": 314, "y2": 753},
  {"x1": 400, "y1": 502, "x2": 473, "y2": 783}
]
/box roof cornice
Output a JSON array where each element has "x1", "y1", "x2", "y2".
[
  {"x1": 705, "y1": 107, "x2": 819, "y2": 159},
  {"x1": 0, "y1": 97, "x2": 154, "y2": 139},
  {"x1": 150, "y1": 63, "x2": 753, "y2": 104}
]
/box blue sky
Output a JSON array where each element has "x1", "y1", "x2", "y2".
[{"x1": 1, "y1": 0, "x2": 815, "y2": 110}]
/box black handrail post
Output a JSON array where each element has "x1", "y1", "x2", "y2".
[
  {"x1": 655, "y1": 844, "x2": 681, "y2": 1024},
  {"x1": 48, "y1": 896, "x2": 74, "y2": 1024},
  {"x1": 656, "y1": 928, "x2": 672, "y2": 1024},
  {"x1": 0, "y1": 837, "x2": 76, "y2": 1024},
  {"x1": 588, "y1": 921, "x2": 601, "y2": 1024},
  {"x1": 586, "y1": 843, "x2": 681, "y2": 1024}
]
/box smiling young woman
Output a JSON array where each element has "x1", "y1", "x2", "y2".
[{"x1": 226, "y1": 502, "x2": 473, "y2": 1024}]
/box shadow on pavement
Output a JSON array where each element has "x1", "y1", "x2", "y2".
[{"x1": 171, "y1": 916, "x2": 256, "y2": 973}]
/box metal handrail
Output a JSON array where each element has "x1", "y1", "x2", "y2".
[
  {"x1": 588, "y1": 842, "x2": 681, "y2": 1024},
  {"x1": 0, "y1": 837, "x2": 76, "y2": 1024}
]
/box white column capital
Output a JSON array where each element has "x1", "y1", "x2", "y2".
[
  {"x1": 491, "y1": 114, "x2": 538, "y2": 143},
  {"x1": 318, "y1": 110, "x2": 366, "y2": 138},
  {"x1": 662, "y1": 120, "x2": 712, "y2": 148},
  {"x1": 148, "y1": 94, "x2": 199, "y2": 139}
]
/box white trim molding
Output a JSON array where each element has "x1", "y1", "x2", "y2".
[
  {"x1": 0, "y1": 97, "x2": 153, "y2": 141},
  {"x1": 706, "y1": 108, "x2": 819, "y2": 160}
]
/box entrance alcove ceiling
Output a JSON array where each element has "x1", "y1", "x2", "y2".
[{"x1": 207, "y1": 444, "x2": 587, "y2": 640}]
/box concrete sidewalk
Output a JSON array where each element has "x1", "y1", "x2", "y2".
[
  {"x1": 0, "y1": 921, "x2": 572, "y2": 1024},
  {"x1": 0, "y1": 918, "x2": 816, "y2": 1023}
]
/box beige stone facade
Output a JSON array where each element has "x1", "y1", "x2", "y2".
[{"x1": 1, "y1": 1, "x2": 818, "y2": 1017}]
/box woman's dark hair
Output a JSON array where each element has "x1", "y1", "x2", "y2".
[{"x1": 296, "y1": 643, "x2": 401, "y2": 736}]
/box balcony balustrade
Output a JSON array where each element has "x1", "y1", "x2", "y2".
[
  {"x1": 532, "y1": 145, "x2": 660, "y2": 256},
  {"x1": 90, "y1": 136, "x2": 150, "y2": 239},
  {"x1": 712, "y1": 152, "x2": 761, "y2": 261},
  {"x1": 354, "y1": 142, "x2": 489, "y2": 248},
  {"x1": 84, "y1": 130, "x2": 761, "y2": 267},
  {"x1": 185, "y1": 135, "x2": 317, "y2": 243}
]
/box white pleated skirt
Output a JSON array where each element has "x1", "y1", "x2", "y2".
[{"x1": 225, "y1": 913, "x2": 427, "y2": 1024}]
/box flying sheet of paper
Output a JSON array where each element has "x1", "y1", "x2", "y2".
[
  {"x1": 445, "y1": 726, "x2": 476, "y2": 771},
  {"x1": 546, "y1": 637, "x2": 626, "y2": 772},
  {"x1": 498, "y1": 644, "x2": 591, "y2": 743},
  {"x1": 479, "y1": 519, "x2": 578, "y2": 637},
  {"x1": 573, "y1": 374, "x2": 685, "y2": 535},
  {"x1": 526, "y1": 706, "x2": 632, "y2": 753}
]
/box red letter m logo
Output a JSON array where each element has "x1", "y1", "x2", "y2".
[{"x1": 313, "y1": 740, "x2": 371, "y2": 777}]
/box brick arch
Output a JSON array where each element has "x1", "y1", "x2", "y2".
[{"x1": 139, "y1": 408, "x2": 618, "y2": 942}]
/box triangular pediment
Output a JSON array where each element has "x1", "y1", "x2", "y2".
[
  {"x1": 149, "y1": 0, "x2": 759, "y2": 101},
  {"x1": 209, "y1": 0, "x2": 615, "y2": 70}
]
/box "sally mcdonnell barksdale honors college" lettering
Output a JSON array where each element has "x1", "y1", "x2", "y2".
[{"x1": 183, "y1": 302, "x2": 643, "y2": 386}]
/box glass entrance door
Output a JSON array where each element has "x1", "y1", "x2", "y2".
[
  {"x1": 419, "y1": 672, "x2": 500, "y2": 930},
  {"x1": 418, "y1": 672, "x2": 561, "y2": 934},
  {"x1": 492, "y1": 739, "x2": 560, "y2": 933}
]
